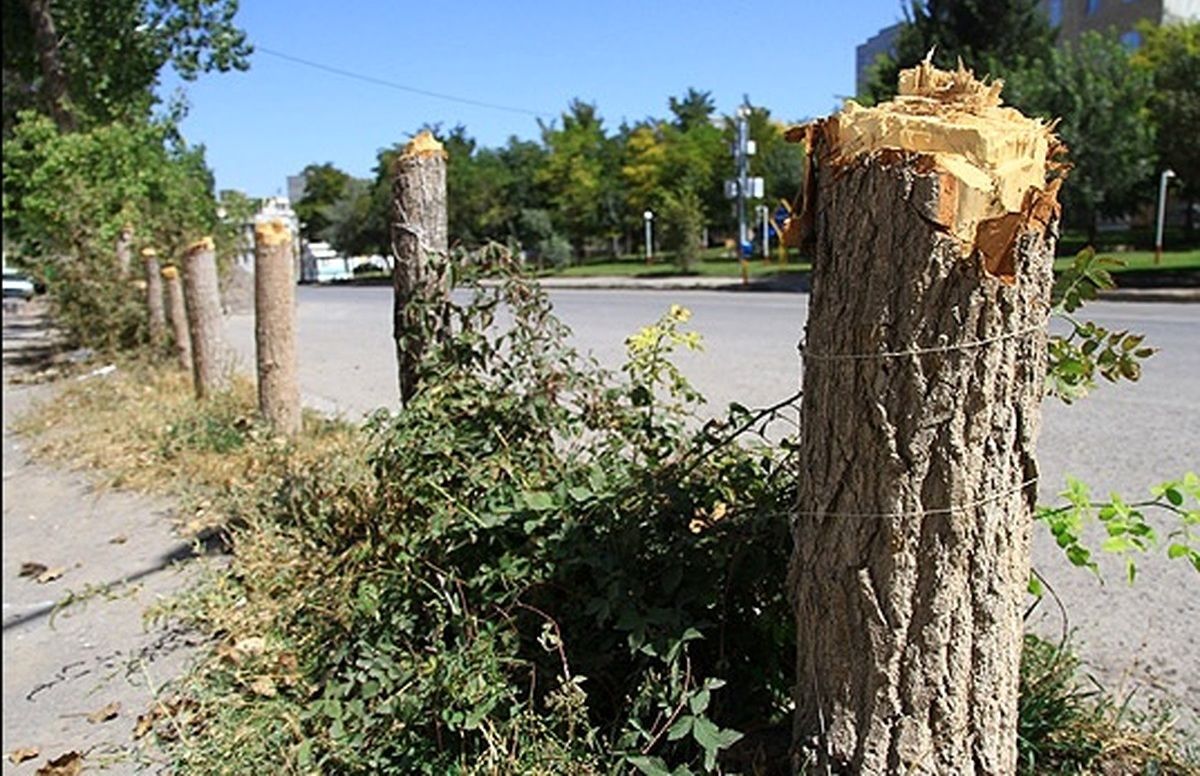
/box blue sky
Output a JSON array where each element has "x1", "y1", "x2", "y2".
[{"x1": 159, "y1": 1, "x2": 910, "y2": 197}]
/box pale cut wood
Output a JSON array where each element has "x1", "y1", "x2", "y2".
[
  {"x1": 181, "y1": 238, "x2": 226, "y2": 399},
  {"x1": 789, "y1": 62, "x2": 1062, "y2": 774},
  {"x1": 253, "y1": 219, "x2": 301, "y2": 437},
  {"x1": 161, "y1": 265, "x2": 192, "y2": 374},
  {"x1": 391, "y1": 129, "x2": 449, "y2": 404},
  {"x1": 116, "y1": 224, "x2": 134, "y2": 276}
]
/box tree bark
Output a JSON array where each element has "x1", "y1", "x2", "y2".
[
  {"x1": 390, "y1": 130, "x2": 449, "y2": 404},
  {"x1": 789, "y1": 63, "x2": 1062, "y2": 774},
  {"x1": 116, "y1": 224, "x2": 134, "y2": 276},
  {"x1": 20, "y1": 0, "x2": 75, "y2": 131},
  {"x1": 162, "y1": 265, "x2": 192, "y2": 374},
  {"x1": 253, "y1": 219, "x2": 301, "y2": 437},
  {"x1": 141, "y1": 248, "x2": 166, "y2": 347},
  {"x1": 182, "y1": 237, "x2": 226, "y2": 399}
]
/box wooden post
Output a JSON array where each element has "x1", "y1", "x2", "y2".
[
  {"x1": 161, "y1": 265, "x2": 192, "y2": 374},
  {"x1": 141, "y1": 247, "x2": 166, "y2": 346},
  {"x1": 181, "y1": 237, "x2": 226, "y2": 399},
  {"x1": 390, "y1": 130, "x2": 449, "y2": 404},
  {"x1": 253, "y1": 219, "x2": 301, "y2": 437},
  {"x1": 116, "y1": 224, "x2": 134, "y2": 276},
  {"x1": 788, "y1": 62, "x2": 1063, "y2": 774}
]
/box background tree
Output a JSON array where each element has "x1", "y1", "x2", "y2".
[
  {"x1": 1133, "y1": 21, "x2": 1200, "y2": 237},
  {"x1": 1006, "y1": 32, "x2": 1156, "y2": 243},
  {"x1": 3, "y1": 0, "x2": 251, "y2": 132},
  {"x1": 294, "y1": 162, "x2": 350, "y2": 242},
  {"x1": 538, "y1": 100, "x2": 610, "y2": 259},
  {"x1": 862, "y1": 0, "x2": 1056, "y2": 103}
]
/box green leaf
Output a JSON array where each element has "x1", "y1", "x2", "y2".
[
  {"x1": 689, "y1": 687, "x2": 710, "y2": 715},
  {"x1": 667, "y1": 715, "x2": 694, "y2": 741},
  {"x1": 1028, "y1": 574, "x2": 1044, "y2": 597},
  {"x1": 1167, "y1": 543, "x2": 1189, "y2": 559},
  {"x1": 522, "y1": 490, "x2": 556, "y2": 511},
  {"x1": 1101, "y1": 535, "x2": 1134, "y2": 554},
  {"x1": 628, "y1": 755, "x2": 673, "y2": 776}
]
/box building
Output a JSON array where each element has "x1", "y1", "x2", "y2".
[
  {"x1": 1044, "y1": 0, "x2": 1199, "y2": 47},
  {"x1": 853, "y1": 1, "x2": 1199, "y2": 95},
  {"x1": 855, "y1": 23, "x2": 902, "y2": 97}
]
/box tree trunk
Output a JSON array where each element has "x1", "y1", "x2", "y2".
[
  {"x1": 253, "y1": 220, "x2": 301, "y2": 437},
  {"x1": 182, "y1": 237, "x2": 226, "y2": 399},
  {"x1": 116, "y1": 224, "x2": 133, "y2": 276},
  {"x1": 162, "y1": 265, "x2": 192, "y2": 374},
  {"x1": 789, "y1": 63, "x2": 1062, "y2": 774},
  {"x1": 20, "y1": 0, "x2": 74, "y2": 131},
  {"x1": 390, "y1": 130, "x2": 448, "y2": 405},
  {"x1": 142, "y1": 248, "x2": 166, "y2": 347}
]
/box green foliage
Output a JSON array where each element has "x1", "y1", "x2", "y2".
[
  {"x1": 1034, "y1": 474, "x2": 1200, "y2": 588},
  {"x1": 538, "y1": 100, "x2": 617, "y2": 258},
  {"x1": 1046, "y1": 249, "x2": 1155, "y2": 403},
  {"x1": 2, "y1": 0, "x2": 251, "y2": 131},
  {"x1": 658, "y1": 190, "x2": 705, "y2": 272},
  {"x1": 2, "y1": 111, "x2": 216, "y2": 350},
  {"x1": 294, "y1": 162, "x2": 352, "y2": 241},
  {"x1": 1005, "y1": 33, "x2": 1156, "y2": 240},
  {"x1": 863, "y1": 0, "x2": 1056, "y2": 104}
]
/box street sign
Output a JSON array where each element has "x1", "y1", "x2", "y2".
[
  {"x1": 748, "y1": 177, "x2": 764, "y2": 198},
  {"x1": 724, "y1": 179, "x2": 738, "y2": 199}
]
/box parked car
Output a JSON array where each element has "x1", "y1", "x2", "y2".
[{"x1": 3, "y1": 269, "x2": 35, "y2": 300}]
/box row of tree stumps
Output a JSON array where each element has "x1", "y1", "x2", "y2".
[{"x1": 136, "y1": 223, "x2": 300, "y2": 437}]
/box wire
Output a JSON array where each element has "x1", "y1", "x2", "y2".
[
  {"x1": 255, "y1": 46, "x2": 555, "y2": 119},
  {"x1": 796, "y1": 476, "x2": 1039, "y2": 520},
  {"x1": 801, "y1": 323, "x2": 1045, "y2": 362}
]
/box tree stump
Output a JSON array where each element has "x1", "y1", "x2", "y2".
[
  {"x1": 390, "y1": 130, "x2": 449, "y2": 404},
  {"x1": 788, "y1": 62, "x2": 1064, "y2": 774},
  {"x1": 253, "y1": 219, "x2": 301, "y2": 437},
  {"x1": 181, "y1": 237, "x2": 226, "y2": 399},
  {"x1": 116, "y1": 224, "x2": 134, "y2": 276},
  {"x1": 161, "y1": 265, "x2": 192, "y2": 374},
  {"x1": 141, "y1": 247, "x2": 166, "y2": 346}
]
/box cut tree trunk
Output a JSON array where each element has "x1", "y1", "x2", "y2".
[
  {"x1": 141, "y1": 248, "x2": 167, "y2": 347},
  {"x1": 161, "y1": 265, "x2": 192, "y2": 374},
  {"x1": 181, "y1": 238, "x2": 226, "y2": 399},
  {"x1": 20, "y1": 0, "x2": 74, "y2": 131},
  {"x1": 390, "y1": 130, "x2": 449, "y2": 404},
  {"x1": 788, "y1": 63, "x2": 1063, "y2": 775},
  {"x1": 253, "y1": 219, "x2": 301, "y2": 437},
  {"x1": 116, "y1": 224, "x2": 134, "y2": 276}
]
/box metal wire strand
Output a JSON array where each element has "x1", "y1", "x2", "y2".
[
  {"x1": 796, "y1": 476, "x2": 1039, "y2": 520},
  {"x1": 800, "y1": 323, "x2": 1045, "y2": 362}
]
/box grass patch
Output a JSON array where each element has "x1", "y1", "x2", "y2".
[{"x1": 1053, "y1": 249, "x2": 1200, "y2": 274}]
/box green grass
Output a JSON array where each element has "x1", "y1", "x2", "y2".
[
  {"x1": 541, "y1": 247, "x2": 810, "y2": 279},
  {"x1": 1053, "y1": 249, "x2": 1200, "y2": 273}
]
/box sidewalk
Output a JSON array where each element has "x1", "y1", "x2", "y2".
[{"x1": 2, "y1": 302, "x2": 205, "y2": 774}]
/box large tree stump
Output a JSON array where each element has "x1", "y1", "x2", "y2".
[
  {"x1": 390, "y1": 130, "x2": 449, "y2": 404},
  {"x1": 181, "y1": 237, "x2": 226, "y2": 399},
  {"x1": 141, "y1": 247, "x2": 167, "y2": 346},
  {"x1": 788, "y1": 63, "x2": 1064, "y2": 774},
  {"x1": 161, "y1": 265, "x2": 192, "y2": 374},
  {"x1": 253, "y1": 219, "x2": 301, "y2": 437}
]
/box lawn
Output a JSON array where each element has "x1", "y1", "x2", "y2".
[
  {"x1": 541, "y1": 247, "x2": 809, "y2": 279},
  {"x1": 1053, "y1": 249, "x2": 1200, "y2": 273}
]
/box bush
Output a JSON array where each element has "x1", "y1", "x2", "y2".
[{"x1": 659, "y1": 189, "x2": 704, "y2": 273}]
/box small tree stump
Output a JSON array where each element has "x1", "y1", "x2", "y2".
[
  {"x1": 789, "y1": 62, "x2": 1064, "y2": 774},
  {"x1": 253, "y1": 219, "x2": 301, "y2": 437},
  {"x1": 161, "y1": 265, "x2": 192, "y2": 374},
  {"x1": 390, "y1": 130, "x2": 449, "y2": 404},
  {"x1": 181, "y1": 237, "x2": 226, "y2": 399},
  {"x1": 141, "y1": 247, "x2": 166, "y2": 346},
  {"x1": 116, "y1": 223, "x2": 134, "y2": 276}
]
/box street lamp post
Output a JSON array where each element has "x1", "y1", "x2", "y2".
[
  {"x1": 759, "y1": 204, "x2": 769, "y2": 259},
  {"x1": 643, "y1": 210, "x2": 654, "y2": 264},
  {"x1": 1155, "y1": 169, "x2": 1177, "y2": 265}
]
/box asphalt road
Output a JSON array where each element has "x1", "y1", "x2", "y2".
[{"x1": 224, "y1": 286, "x2": 1199, "y2": 719}]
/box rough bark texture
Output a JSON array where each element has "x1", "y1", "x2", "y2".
[
  {"x1": 391, "y1": 130, "x2": 449, "y2": 405},
  {"x1": 20, "y1": 0, "x2": 75, "y2": 131},
  {"x1": 789, "y1": 64, "x2": 1060, "y2": 775},
  {"x1": 116, "y1": 225, "x2": 134, "y2": 276},
  {"x1": 162, "y1": 265, "x2": 192, "y2": 374},
  {"x1": 182, "y1": 238, "x2": 226, "y2": 399},
  {"x1": 253, "y1": 220, "x2": 301, "y2": 437},
  {"x1": 142, "y1": 249, "x2": 167, "y2": 347}
]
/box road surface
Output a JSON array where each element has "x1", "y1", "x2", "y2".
[{"x1": 225, "y1": 285, "x2": 1200, "y2": 720}]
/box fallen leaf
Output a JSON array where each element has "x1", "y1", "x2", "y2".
[
  {"x1": 18, "y1": 562, "x2": 47, "y2": 578},
  {"x1": 35, "y1": 751, "x2": 82, "y2": 776},
  {"x1": 36, "y1": 567, "x2": 66, "y2": 584},
  {"x1": 234, "y1": 636, "x2": 266, "y2": 658},
  {"x1": 108, "y1": 535, "x2": 127, "y2": 545},
  {"x1": 86, "y1": 701, "x2": 120, "y2": 724},
  {"x1": 249, "y1": 676, "x2": 276, "y2": 697},
  {"x1": 8, "y1": 747, "x2": 39, "y2": 764},
  {"x1": 132, "y1": 713, "x2": 154, "y2": 740}
]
